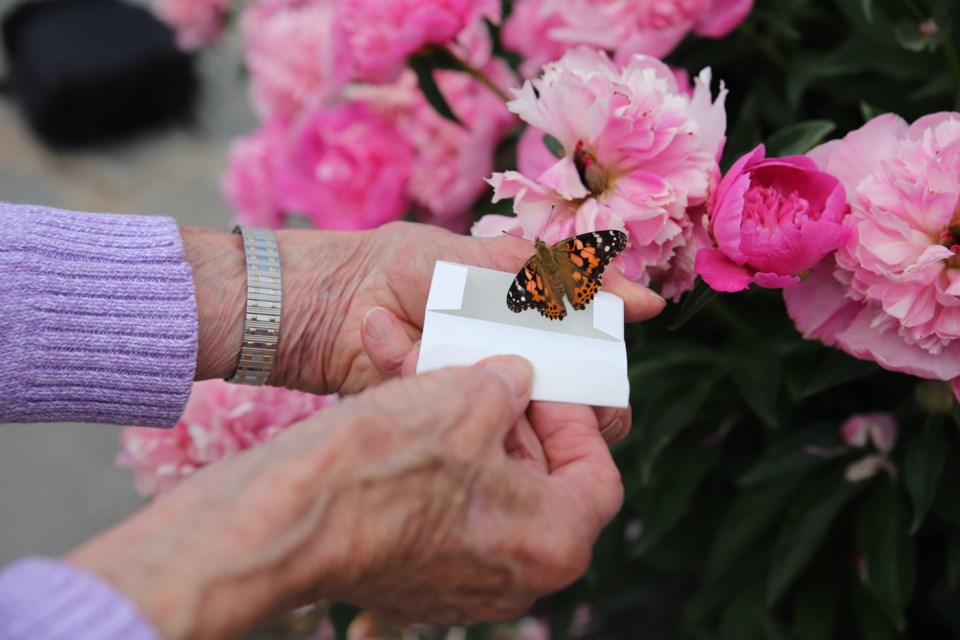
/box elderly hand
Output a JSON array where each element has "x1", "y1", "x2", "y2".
[
  {"x1": 67, "y1": 356, "x2": 623, "y2": 639},
  {"x1": 183, "y1": 222, "x2": 665, "y2": 402}
]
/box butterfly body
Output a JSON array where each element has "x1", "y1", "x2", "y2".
[{"x1": 507, "y1": 230, "x2": 628, "y2": 320}]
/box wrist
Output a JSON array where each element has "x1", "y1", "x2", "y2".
[
  {"x1": 180, "y1": 227, "x2": 246, "y2": 381},
  {"x1": 269, "y1": 227, "x2": 375, "y2": 394}
]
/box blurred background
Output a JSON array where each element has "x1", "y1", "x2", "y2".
[{"x1": 0, "y1": 0, "x2": 254, "y2": 565}]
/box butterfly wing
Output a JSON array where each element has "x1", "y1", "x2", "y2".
[
  {"x1": 553, "y1": 230, "x2": 628, "y2": 310},
  {"x1": 507, "y1": 254, "x2": 568, "y2": 320}
]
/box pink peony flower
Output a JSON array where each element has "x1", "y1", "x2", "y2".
[
  {"x1": 118, "y1": 380, "x2": 336, "y2": 497},
  {"x1": 242, "y1": 0, "x2": 349, "y2": 122},
  {"x1": 840, "y1": 412, "x2": 898, "y2": 453},
  {"x1": 695, "y1": 144, "x2": 849, "y2": 292},
  {"x1": 222, "y1": 119, "x2": 289, "y2": 229},
  {"x1": 154, "y1": 0, "x2": 229, "y2": 51},
  {"x1": 348, "y1": 21, "x2": 518, "y2": 228},
  {"x1": 473, "y1": 47, "x2": 727, "y2": 298},
  {"x1": 502, "y1": 0, "x2": 754, "y2": 77},
  {"x1": 784, "y1": 113, "x2": 960, "y2": 383},
  {"x1": 337, "y1": 0, "x2": 500, "y2": 83},
  {"x1": 276, "y1": 102, "x2": 414, "y2": 230}
]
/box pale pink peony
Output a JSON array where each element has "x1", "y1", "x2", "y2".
[
  {"x1": 337, "y1": 0, "x2": 500, "y2": 83},
  {"x1": 473, "y1": 48, "x2": 727, "y2": 298},
  {"x1": 695, "y1": 144, "x2": 849, "y2": 292},
  {"x1": 242, "y1": 0, "x2": 349, "y2": 122},
  {"x1": 502, "y1": 0, "x2": 754, "y2": 77},
  {"x1": 840, "y1": 412, "x2": 898, "y2": 453},
  {"x1": 118, "y1": 380, "x2": 336, "y2": 497},
  {"x1": 154, "y1": 0, "x2": 229, "y2": 51},
  {"x1": 784, "y1": 113, "x2": 960, "y2": 383},
  {"x1": 222, "y1": 119, "x2": 289, "y2": 229},
  {"x1": 276, "y1": 102, "x2": 414, "y2": 230}
]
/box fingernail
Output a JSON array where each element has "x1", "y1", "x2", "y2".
[
  {"x1": 480, "y1": 356, "x2": 533, "y2": 399},
  {"x1": 363, "y1": 307, "x2": 394, "y2": 344},
  {"x1": 645, "y1": 288, "x2": 667, "y2": 308},
  {"x1": 600, "y1": 417, "x2": 623, "y2": 442}
]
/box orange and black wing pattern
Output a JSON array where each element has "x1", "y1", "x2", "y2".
[
  {"x1": 554, "y1": 230, "x2": 628, "y2": 311},
  {"x1": 506, "y1": 254, "x2": 568, "y2": 320}
]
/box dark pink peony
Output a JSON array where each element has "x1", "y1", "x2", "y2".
[
  {"x1": 696, "y1": 144, "x2": 849, "y2": 292},
  {"x1": 276, "y1": 102, "x2": 414, "y2": 230}
]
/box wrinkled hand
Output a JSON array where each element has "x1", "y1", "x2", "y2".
[
  {"x1": 68, "y1": 357, "x2": 623, "y2": 639},
  {"x1": 272, "y1": 221, "x2": 665, "y2": 396}
]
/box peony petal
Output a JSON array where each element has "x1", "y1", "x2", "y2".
[
  {"x1": 836, "y1": 308, "x2": 960, "y2": 379},
  {"x1": 539, "y1": 156, "x2": 591, "y2": 200},
  {"x1": 784, "y1": 263, "x2": 863, "y2": 346},
  {"x1": 753, "y1": 272, "x2": 801, "y2": 289},
  {"x1": 695, "y1": 248, "x2": 754, "y2": 292}
]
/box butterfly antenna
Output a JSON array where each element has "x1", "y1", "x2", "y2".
[
  {"x1": 501, "y1": 229, "x2": 528, "y2": 241},
  {"x1": 539, "y1": 204, "x2": 557, "y2": 240}
]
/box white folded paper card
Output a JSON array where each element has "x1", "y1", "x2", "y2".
[{"x1": 416, "y1": 260, "x2": 629, "y2": 408}]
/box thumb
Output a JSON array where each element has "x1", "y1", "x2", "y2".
[{"x1": 473, "y1": 355, "x2": 534, "y2": 429}]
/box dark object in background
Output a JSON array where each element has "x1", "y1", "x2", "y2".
[{"x1": 1, "y1": 0, "x2": 198, "y2": 148}]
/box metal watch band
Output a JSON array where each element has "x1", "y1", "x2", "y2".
[{"x1": 227, "y1": 225, "x2": 282, "y2": 386}]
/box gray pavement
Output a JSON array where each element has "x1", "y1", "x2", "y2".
[{"x1": 0, "y1": 16, "x2": 257, "y2": 564}]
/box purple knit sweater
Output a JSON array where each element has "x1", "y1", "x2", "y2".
[{"x1": 0, "y1": 202, "x2": 199, "y2": 639}]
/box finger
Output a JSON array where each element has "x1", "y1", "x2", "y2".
[
  {"x1": 596, "y1": 405, "x2": 632, "y2": 444},
  {"x1": 527, "y1": 401, "x2": 623, "y2": 523},
  {"x1": 400, "y1": 342, "x2": 420, "y2": 377},
  {"x1": 361, "y1": 307, "x2": 415, "y2": 378},
  {"x1": 474, "y1": 356, "x2": 534, "y2": 419},
  {"x1": 602, "y1": 267, "x2": 666, "y2": 323},
  {"x1": 504, "y1": 416, "x2": 549, "y2": 472}
]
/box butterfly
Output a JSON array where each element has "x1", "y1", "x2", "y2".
[{"x1": 507, "y1": 230, "x2": 629, "y2": 320}]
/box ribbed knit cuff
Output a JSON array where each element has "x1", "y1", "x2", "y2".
[
  {"x1": 0, "y1": 203, "x2": 197, "y2": 427},
  {"x1": 0, "y1": 558, "x2": 158, "y2": 640}
]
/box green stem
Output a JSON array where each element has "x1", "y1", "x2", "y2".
[
  {"x1": 707, "y1": 297, "x2": 757, "y2": 341},
  {"x1": 440, "y1": 46, "x2": 512, "y2": 102},
  {"x1": 738, "y1": 22, "x2": 788, "y2": 71}
]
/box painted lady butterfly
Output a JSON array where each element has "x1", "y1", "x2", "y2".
[{"x1": 507, "y1": 230, "x2": 628, "y2": 320}]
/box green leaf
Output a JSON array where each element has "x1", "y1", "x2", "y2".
[
  {"x1": 948, "y1": 534, "x2": 960, "y2": 590},
  {"x1": 757, "y1": 612, "x2": 792, "y2": 640},
  {"x1": 628, "y1": 343, "x2": 719, "y2": 380},
  {"x1": 767, "y1": 470, "x2": 863, "y2": 606},
  {"x1": 738, "y1": 423, "x2": 840, "y2": 487},
  {"x1": 683, "y1": 549, "x2": 769, "y2": 630},
  {"x1": 860, "y1": 0, "x2": 873, "y2": 21},
  {"x1": 849, "y1": 576, "x2": 897, "y2": 640},
  {"x1": 466, "y1": 623, "x2": 495, "y2": 640},
  {"x1": 856, "y1": 483, "x2": 916, "y2": 630},
  {"x1": 734, "y1": 346, "x2": 782, "y2": 429},
  {"x1": 669, "y1": 277, "x2": 719, "y2": 330},
  {"x1": 905, "y1": 421, "x2": 948, "y2": 534},
  {"x1": 860, "y1": 101, "x2": 885, "y2": 122},
  {"x1": 764, "y1": 120, "x2": 836, "y2": 157},
  {"x1": 328, "y1": 603, "x2": 359, "y2": 640},
  {"x1": 409, "y1": 54, "x2": 464, "y2": 126},
  {"x1": 707, "y1": 474, "x2": 808, "y2": 581},
  {"x1": 543, "y1": 134, "x2": 566, "y2": 159},
  {"x1": 800, "y1": 350, "x2": 880, "y2": 398},
  {"x1": 719, "y1": 581, "x2": 768, "y2": 640},
  {"x1": 632, "y1": 437, "x2": 722, "y2": 556},
  {"x1": 793, "y1": 556, "x2": 840, "y2": 640},
  {"x1": 637, "y1": 375, "x2": 719, "y2": 480}
]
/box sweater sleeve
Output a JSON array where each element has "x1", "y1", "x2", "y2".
[
  {"x1": 0, "y1": 558, "x2": 158, "y2": 640},
  {"x1": 0, "y1": 202, "x2": 198, "y2": 427}
]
